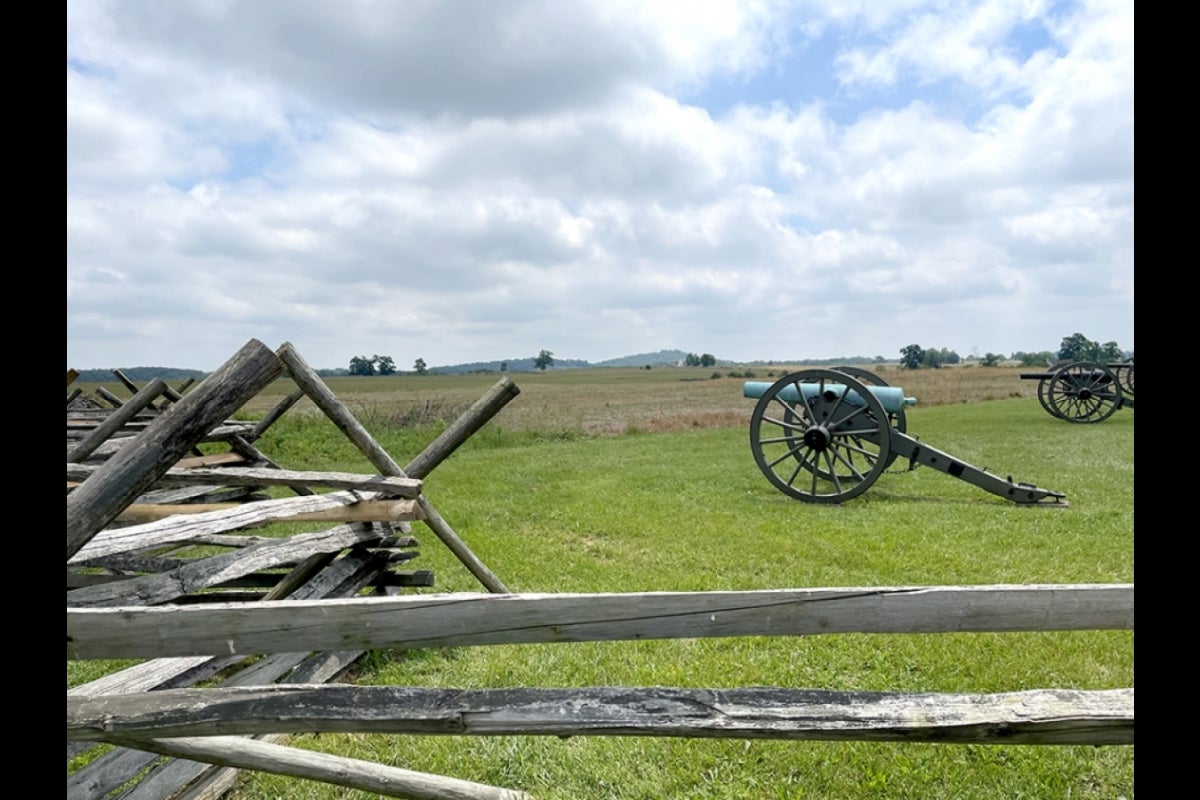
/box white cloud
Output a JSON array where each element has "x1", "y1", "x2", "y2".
[{"x1": 67, "y1": 0, "x2": 1133, "y2": 369}]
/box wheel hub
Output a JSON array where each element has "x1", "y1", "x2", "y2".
[{"x1": 803, "y1": 426, "x2": 831, "y2": 451}]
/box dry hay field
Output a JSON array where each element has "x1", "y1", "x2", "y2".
[{"x1": 238, "y1": 364, "x2": 1041, "y2": 435}]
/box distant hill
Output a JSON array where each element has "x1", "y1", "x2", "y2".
[
  {"x1": 424, "y1": 356, "x2": 591, "y2": 375},
  {"x1": 593, "y1": 350, "x2": 691, "y2": 367}
]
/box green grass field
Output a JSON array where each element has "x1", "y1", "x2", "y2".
[
  {"x1": 70, "y1": 367, "x2": 1134, "y2": 798},
  {"x1": 230, "y1": 371, "x2": 1134, "y2": 799}
]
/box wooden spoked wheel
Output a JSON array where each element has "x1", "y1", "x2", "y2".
[
  {"x1": 1043, "y1": 362, "x2": 1123, "y2": 424},
  {"x1": 749, "y1": 370, "x2": 892, "y2": 503}
]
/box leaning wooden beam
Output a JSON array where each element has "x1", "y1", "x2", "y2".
[
  {"x1": 248, "y1": 387, "x2": 305, "y2": 441},
  {"x1": 67, "y1": 463, "x2": 423, "y2": 496},
  {"x1": 415, "y1": 498, "x2": 510, "y2": 591},
  {"x1": 68, "y1": 368, "x2": 80, "y2": 386},
  {"x1": 69, "y1": 685, "x2": 1134, "y2": 746},
  {"x1": 277, "y1": 342, "x2": 510, "y2": 593},
  {"x1": 96, "y1": 386, "x2": 126, "y2": 408},
  {"x1": 66, "y1": 339, "x2": 284, "y2": 559},
  {"x1": 69, "y1": 491, "x2": 418, "y2": 563},
  {"x1": 67, "y1": 523, "x2": 387, "y2": 607},
  {"x1": 67, "y1": 584, "x2": 1134, "y2": 659},
  {"x1": 67, "y1": 378, "x2": 167, "y2": 463},
  {"x1": 96, "y1": 735, "x2": 531, "y2": 800},
  {"x1": 114, "y1": 368, "x2": 165, "y2": 411},
  {"x1": 402, "y1": 377, "x2": 521, "y2": 480}
]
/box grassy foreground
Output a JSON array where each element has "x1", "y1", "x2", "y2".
[
  {"x1": 69, "y1": 367, "x2": 1133, "y2": 798},
  {"x1": 225, "y1": 372, "x2": 1133, "y2": 800}
]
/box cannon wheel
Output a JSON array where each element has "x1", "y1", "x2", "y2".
[
  {"x1": 1044, "y1": 361, "x2": 1123, "y2": 424},
  {"x1": 1035, "y1": 375, "x2": 1065, "y2": 420},
  {"x1": 749, "y1": 369, "x2": 892, "y2": 503},
  {"x1": 1116, "y1": 360, "x2": 1134, "y2": 395}
]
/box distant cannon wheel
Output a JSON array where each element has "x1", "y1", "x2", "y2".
[
  {"x1": 1045, "y1": 362, "x2": 1123, "y2": 424},
  {"x1": 1117, "y1": 361, "x2": 1134, "y2": 394},
  {"x1": 749, "y1": 369, "x2": 892, "y2": 503},
  {"x1": 1035, "y1": 375, "x2": 1066, "y2": 420}
]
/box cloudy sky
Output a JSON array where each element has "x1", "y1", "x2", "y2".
[{"x1": 67, "y1": 0, "x2": 1133, "y2": 371}]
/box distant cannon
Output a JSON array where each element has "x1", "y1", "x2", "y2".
[
  {"x1": 744, "y1": 368, "x2": 1067, "y2": 506},
  {"x1": 1020, "y1": 360, "x2": 1134, "y2": 424}
]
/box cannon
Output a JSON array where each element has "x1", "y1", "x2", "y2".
[
  {"x1": 1020, "y1": 360, "x2": 1134, "y2": 423},
  {"x1": 743, "y1": 368, "x2": 1067, "y2": 506}
]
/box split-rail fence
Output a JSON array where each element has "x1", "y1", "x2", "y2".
[{"x1": 67, "y1": 339, "x2": 1133, "y2": 800}]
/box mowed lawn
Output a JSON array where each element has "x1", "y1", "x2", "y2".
[{"x1": 223, "y1": 368, "x2": 1134, "y2": 800}]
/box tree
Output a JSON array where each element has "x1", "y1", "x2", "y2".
[
  {"x1": 1099, "y1": 341, "x2": 1123, "y2": 361},
  {"x1": 1058, "y1": 333, "x2": 1100, "y2": 362},
  {"x1": 375, "y1": 355, "x2": 396, "y2": 376},
  {"x1": 348, "y1": 355, "x2": 375, "y2": 376},
  {"x1": 500, "y1": 362, "x2": 507, "y2": 372},
  {"x1": 899, "y1": 344, "x2": 924, "y2": 370},
  {"x1": 700, "y1": 353, "x2": 716, "y2": 367},
  {"x1": 534, "y1": 350, "x2": 555, "y2": 371},
  {"x1": 413, "y1": 357, "x2": 428, "y2": 376},
  {"x1": 685, "y1": 353, "x2": 701, "y2": 366},
  {"x1": 981, "y1": 352, "x2": 1003, "y2": 367}
]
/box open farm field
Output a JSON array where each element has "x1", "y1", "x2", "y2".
[
  {"x1": 79, "y1": 363, "x2": 1043, "y2": 437},
  {"x1": 69, "y1": 364, "x2": 1133, "y2": 799},
  {"x1": 239, "y1": 364, "x2": 1046, "y2": 436}
]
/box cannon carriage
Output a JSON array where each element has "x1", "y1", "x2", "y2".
[
  {"x1": 1020, "y1": 360, "x2": 1134, "y2": 423},
  {"x1": 744, "y1": 368, "x2": 1067, "y2": 506}
]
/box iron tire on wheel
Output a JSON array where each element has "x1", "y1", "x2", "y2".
[
  {"x1": 1045, "y1": 361, "x2": 1123, "y2": 424},
  {"x1": 1036, "y1": 375, "x2": 1066, "y2": 420},
  {"x1": 749, "y1": 369, "x2": 892, "y2": 504},
  {"x1": 1117, "y1": 361, "x2": 1134, "y2": 395}
]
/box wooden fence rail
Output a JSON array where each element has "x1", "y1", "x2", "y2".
[
  {"x1": 67, "y1": 584, "x2": 1133, "y2": 660},
  {"x1": 68, "y1": 684, "x2": 1134, "y2": 746}
]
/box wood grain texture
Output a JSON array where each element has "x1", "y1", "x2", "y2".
[
  {"x1": 68, "y1": 685, "x2": 1133, "y2": 746},
  {"x1": 68, "y1": 491, "x2": 416, "y2": 563},
  {"x1": 67, "y1": 584, "x2": 1133, "y2": 659},
  {"x1": 67, "y1": 463, "x2": 421, "y2": 496}
]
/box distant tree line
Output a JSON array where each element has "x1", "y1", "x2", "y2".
[
  {"x1": 346, "y1": 350, "x2": 558, "y2": 376},
  {"x1": 902, "y1": 333, "x2": 1130, "y2": 370}
]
